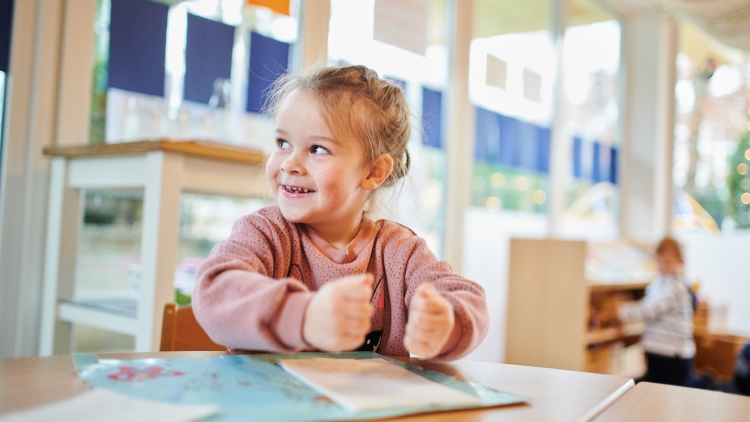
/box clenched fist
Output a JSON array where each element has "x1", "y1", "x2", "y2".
[
  {"x1": 303, "y1": 274, "x2": 374, "y2": 352},
  {"x1": 404, "y1": 283, "x2": 457, "y2": 359}
]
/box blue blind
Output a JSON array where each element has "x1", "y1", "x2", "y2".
[
  {"x1": 572, "y1": 137, "x2": 618, "y2": 184},
  {"x1": 609, "y1": 147, "x2": 618, "y2": 184},
  {"x1": 573, "y1": 136, "x2": 583, "y2": 178},
  {"x1": 422, "y1": 87, "x2": 442, "y2": 149},
  {"x1": 592, "y1": 141, "x2": 602, "y2": 182},
  {"x1": 0, "y1": 0, "x2": 13, "y2": 73},
  {"x1": 108, "y1": 0, "x2": 169, "y2": 97},
  {"x1": 183, "y1": 14, "x2": 235, "y2": 104},
  {"x1": 246, "y1": 31, "x2": 289, "y2": 114},
  {"x1": 474, "y1": 106, "x2": 550, "y2": 173}
]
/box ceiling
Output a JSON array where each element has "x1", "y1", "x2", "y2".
[
  {"x1": 650, "y1": 0, "x2": 750, "y2": 53},
  {"x1": 428, "y1": 0, "x2": 619, "y2": 44},
  {"x1": 427, "y1": 0, "x2": 749, "y2": 64}
]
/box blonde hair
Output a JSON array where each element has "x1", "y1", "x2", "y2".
[
  {"x1": 656, "y1": 237, "x2": 684, "y2": 262},
  {"x1": 264, "y1": 64, "x2": 411, "y2": 188}
]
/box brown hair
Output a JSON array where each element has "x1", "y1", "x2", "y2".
[
  {"x1": 264, "y1": 64, "x2": 411, "y2": 188},
  {"x1": 656, "y1": 237, "x2": 683, "y2": 262}
]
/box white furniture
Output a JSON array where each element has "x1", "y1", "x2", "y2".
[{"x1": 39, "y1": 141, "x2": 268, "y2": 355}]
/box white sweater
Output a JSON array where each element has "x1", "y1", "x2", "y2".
[{"x1": 619, "y1": 274, "x2": 695, "y2": 359}]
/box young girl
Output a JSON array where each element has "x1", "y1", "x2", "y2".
[
  {"x1": 617, "y1": 237, "x2": 695, "y2": 385},
  {"x1": 192, "y1": 64, "x2": 488, "y2": 360}
]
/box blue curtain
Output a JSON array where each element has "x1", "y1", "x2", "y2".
[
  {"x1": 108, "y1": 0, "x2": 169, "y2": 97},
  {"x1": 183, "y1": 14, "x2": 235, "y2": 104},
  {"x1": 246, "y1": 32, "x2": 289, "y2": 114}
]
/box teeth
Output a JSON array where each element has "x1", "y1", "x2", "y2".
[{"x1": 285, "y1": 185, "x2": 310, "y2": 193}]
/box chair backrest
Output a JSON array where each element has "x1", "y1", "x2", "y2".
[{"x1": 160, "y1": 303, "x2": 226, "y2": 351}]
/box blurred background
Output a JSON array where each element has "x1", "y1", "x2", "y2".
[{"x1": 0, "y1": 0, "x2": 748, "y2": 380}]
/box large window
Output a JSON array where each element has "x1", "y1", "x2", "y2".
[
  {"x1": 558, "y1": 0, "x2": 621, "y2": 240},
  {"x1": 672, "y1": 21, "x2": 749, "y2": 233},
  {"x1": 328, "y1": 0, "x2": 449, "y2": 256},
  {"x1": 470, "y1": 0, "x2": 554, "y2": 215},
  {"x1": 91, "y1": 0, "x2": 296, "y2": 153}
]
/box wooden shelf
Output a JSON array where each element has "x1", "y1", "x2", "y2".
[
  {"x1": 589, "y1": 281, "x2": 649, "y2": 293},
  {"x1": 43, "y1": 139, "x2": 267, "y2": 165},
  {"x1": 507, "y1": 238, "x2": 649, "y2": 377},
  {"x1": 586, "y1": 322, "x2": 645, "y2": 346}
]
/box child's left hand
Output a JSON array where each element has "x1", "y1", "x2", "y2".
[{"x1": 404, "y1": 283, "x2": 455, "y2": 359}]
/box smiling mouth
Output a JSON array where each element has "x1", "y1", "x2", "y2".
[{"x1": 282, "y1": 185, "x2": 315, "y2": 194}]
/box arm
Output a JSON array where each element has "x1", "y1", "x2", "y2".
[
  {"x1": 191, "y1": 210, "x2": 313, "y2": 352},
  {"x1": 395, "y1": 231, "x2": 488, "y2": 360},
  {"x1": 618, "y1": 280, "x2": 680, "y2": 323}
]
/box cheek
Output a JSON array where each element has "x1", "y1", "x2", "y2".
[
  {"x1": 316, "y1": 168, "x2": 353, "y2": 197},
  {"x1": 266, "y1": 156, "x2": 280, "y2": 178},
  {"x1": 266, "y1": 159, "x2": 281, "y2": 190}
]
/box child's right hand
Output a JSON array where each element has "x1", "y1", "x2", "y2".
[{"x1": 302, "y1": 274, "x2": 374, "y2": 352}]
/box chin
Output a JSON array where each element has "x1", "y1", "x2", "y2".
[{"x1": 277, "y1": 207, "x2": 308, "y2": 224}]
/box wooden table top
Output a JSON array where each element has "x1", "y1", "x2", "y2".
[
  {"x1": 593, "y1": 382, "x2": 750, "y2": 422},
  {"x1": 0, "y1": 351, "x2": 633, "y2": 421},
  {"x1": 43, "y1": 140, "x2": 267, "y2": 165}
]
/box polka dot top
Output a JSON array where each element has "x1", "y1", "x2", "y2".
[{"x1": 192, "y1": 205, "x2": 488, "y2": 360}]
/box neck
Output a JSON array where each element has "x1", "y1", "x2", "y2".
[{"x1": 305, "y1": 212, "x2": 364, "y2": 252}]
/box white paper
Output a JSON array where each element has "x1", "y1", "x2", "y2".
[
  {"x1": 373, "y1": 0, "x2": 428, "y2": 55},
  {"x1": 279, "y1": 358, "x2": 481, "y2": 413},
  {"x1": 0, "y1": 389, "x2": 218, "y2": 422}
]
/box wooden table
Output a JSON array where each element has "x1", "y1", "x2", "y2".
[
  {"x1": 39, "y1": 141, "x2": 268, "y2": 355},
  {"x1": 593, "y1": 381, "x2": 750, "y2": 421},
  {"x1": 0, "y1": 352, "x2": 634, "y2": 421}
]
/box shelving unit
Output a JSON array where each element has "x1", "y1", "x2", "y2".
[
  {"x1": 40, "y1": 140, "x2": 268, "y2": 355},
  {"x1": 505, "y1": 238, "x2": 653, "y2": 377}
]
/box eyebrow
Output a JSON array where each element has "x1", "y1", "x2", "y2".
[{"x1": 275, "y1": 129, "x2": 341, "y2": 145}]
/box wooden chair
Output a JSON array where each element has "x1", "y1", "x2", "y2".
[{"x1": 160, "y1": 303, "x2": 226, "y2": 351}]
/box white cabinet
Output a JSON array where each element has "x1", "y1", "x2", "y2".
[{"x1": 40, "y1": 141, "x2": 268, "y2": 354}]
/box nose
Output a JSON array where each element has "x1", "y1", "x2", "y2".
[{"x1": 280, "y1": 150, "x2": 305, "y2": 175}]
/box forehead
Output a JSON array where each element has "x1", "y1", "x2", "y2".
[
  {"x1": 277, "y1": 90, "x2": 321, "y2": 119},
  {"x1": 277, "y1": 89, "x2": 359, "y2": 141}
]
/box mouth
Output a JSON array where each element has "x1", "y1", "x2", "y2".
[{"x1": 281, "y1": 184, "x2": 316, "y2": 194}]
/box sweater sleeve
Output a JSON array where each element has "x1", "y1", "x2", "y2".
[
  {"x1": 388, "y1": 226, "x2": 489, "y2": 361},
  {"x1": 618, "y1": 280, "x2": 679, "y2": 323},
  {"x1": 191, "y1": 209, "x2": 314, "y2": 352}
]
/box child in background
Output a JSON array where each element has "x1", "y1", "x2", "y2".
[
  {"x1": 618, "y1": 237, "x2": 695, "y2": 385},
  {"x1": 192, "y1": 65, "x2": 488, "y2": 360}
]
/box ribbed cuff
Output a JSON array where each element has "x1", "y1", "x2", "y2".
[{"x1": 271, "y1": 291, "x2": 315, "y2": 350}]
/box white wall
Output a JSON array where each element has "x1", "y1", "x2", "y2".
[
  {"x1": 461, "y1": 208, "x2": 548, "y2": 362},
  {"x1": 678, "y1": 230, "x2": 750, "y2": 335}
]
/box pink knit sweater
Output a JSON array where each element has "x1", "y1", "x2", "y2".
[{"x1": 192, "y1": 205, "x2": 488, "y2": 360}]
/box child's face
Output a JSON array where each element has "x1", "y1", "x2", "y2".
[
  {"x1": 656, "y1": 251, "x2": 683, "y2": 276},
  {"x1": 266, "y1": 90, "x2": 373, "y2": 229}
]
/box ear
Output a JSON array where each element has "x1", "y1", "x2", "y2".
[{"x1": 361, "y1": 154, "x2": 393, "y2": 191}]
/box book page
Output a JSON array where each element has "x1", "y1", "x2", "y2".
[{"x1": 279, "y1": 357, "x2": 482, "y2": 412}]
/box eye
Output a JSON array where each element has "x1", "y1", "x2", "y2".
[
  {"x1": 276, "y1": 138, "x2": 290, "y2": 150},
  {"x1": 311, "y1": 145, "x2": 330, "y2": 155}
]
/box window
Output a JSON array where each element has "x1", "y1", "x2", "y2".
[
  {"x1": 470, "y1": 0, "x2": 553, "y2": 215},
  {"x1": 558, "y1": 0, "x2": 621, "y2": 240},
  {"x1": 328, "y1": 0, "x2": 449, "y2": 256},
  {"x1": 672, "y1": 21, "x2": 749, "y2": 233},
  {"x1": 90, "y1": 0, "x2": 296, "y2": 153}
]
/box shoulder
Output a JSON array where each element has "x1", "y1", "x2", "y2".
[
  {"x1": 375, "y1": 219, "x2": 418, "y2": 243},
  {"x1": 374, "y1": 219, "x2": 434, "y2": 258}
]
